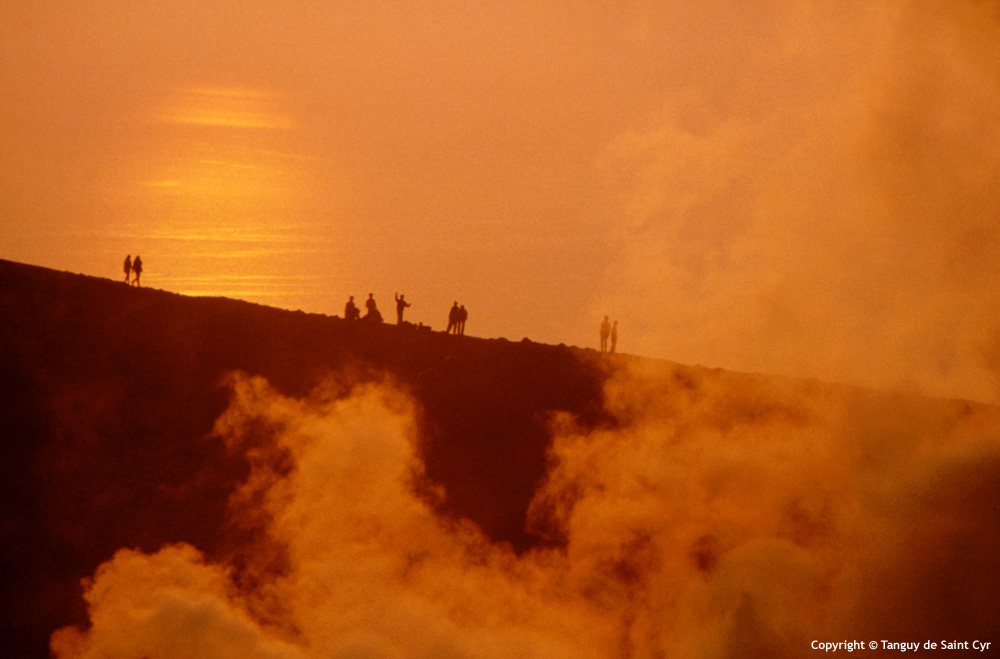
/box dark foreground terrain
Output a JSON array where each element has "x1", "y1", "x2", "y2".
[
  {"x1": 4, "y1": 259, "x2": 999, "y2": 657},
  {"x1": 1, "y1": 259, "x2": 618, "y2": 655}
]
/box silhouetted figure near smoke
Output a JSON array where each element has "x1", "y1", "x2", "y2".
[
  {"x1": 344, "y1": 296, "x2": 359, "y2": 321},
  {"x1": 363, "y1": 293, "x2": 382, "y2": 323},
  {"x1": 446, "y1": 302, "x2": 460, "y2": 334},
  {"x1": 610, "y1": 320, "x2": 618, "y2": 353},
  {"x1": 131, "y1": 256, "x2": 143, "y2": 287},
  {"x1": 123, "y1": 255, "x2": 132, "y2": 284},
  {"x1": 395, "y1": 293, "x2": 411, "y2": 324},
  {"x1": 458, "y1": 304, "x2": 467, "y2": 335},
  {"x1": 599, "y1": 316, "x2": 611, "y2": 352}
]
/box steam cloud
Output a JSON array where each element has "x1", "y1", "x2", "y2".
[
  {"x1": 596, "y1": 0, "x2": 1000, "y2": 403},
  {"x1": 52, "y1": 367, "x2": 1000, "y2": 657}
]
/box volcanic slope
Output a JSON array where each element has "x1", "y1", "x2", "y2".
[
  {"x1": 3, "y1": 259, "x2": 999, "y2": 657},
  {"x1": 1, "y1": 259, "x2": 617, "y2": 654}
]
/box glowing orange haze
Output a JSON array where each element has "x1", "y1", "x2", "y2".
[
  {"x1": 50, "y1": 369, "x2": 1000, "y2": 657},
  {"x1": 2, "y1": 1, "x2": 1000, "y2": 402}
]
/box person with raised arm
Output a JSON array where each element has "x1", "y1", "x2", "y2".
[{"x1": 395, "y1": 293, "x2": 411, "y2": 324}]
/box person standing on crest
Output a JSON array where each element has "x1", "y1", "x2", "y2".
[
  {"x1": 395, "y1": 293, "x2": 411, "y2": 324},
  {"x1": 599, "y1": 316, "x2": 611, "y2": 352},
  {"x1": 131, "y1": 256, "x2": 143, "y2": 287}
]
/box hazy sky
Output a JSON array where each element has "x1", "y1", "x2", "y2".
[{"x1": 3, "y1": 1, "x2": 999, "y2": 402}]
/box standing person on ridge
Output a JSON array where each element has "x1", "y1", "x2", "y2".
[
  {"x1": 395, "y1": 293, "x2": 411, "y2": 324},
  {"x1": 599, "y1": 315, "x2": 611, "y2": 352},
  {"x1": 123, "y1": 255, "x2": 132, "y2": 284},
  {"x1": 458, "y1": 305, "x2": 467, "y2": 335},
  {"x1": 446, "y1": 302, "x2": 460, "y2": 334},
  {"x1": 610, "y1": 320, "x2": 618, "y2": 354},
  {"x1": 131, "y1": 256, "x2": 143, "y2": 287}
]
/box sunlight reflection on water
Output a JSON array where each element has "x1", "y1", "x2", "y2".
[
  {"x1": 117, "y1": 229, "x2": 346, "y2": 313},
  {"x1": 85, "y1": 85, "x2": 363, "y2": 315}
]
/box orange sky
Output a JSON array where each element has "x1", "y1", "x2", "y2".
[{"x1": 2, "y1": 1, "x2": 999, "y2": 402}]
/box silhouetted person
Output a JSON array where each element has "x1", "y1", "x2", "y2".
[
  {"x1": 458, "y1": 304, "x2": 467, "y2": 335},
  {"x1": 446, "y1": 302, "x2": 460, "y2": 334},
  {"x1": 599, "y1": 316, "x2": 611, "y2": 352},
  {"x1": 395, "y1": 293, "x2": 410, "y2": 324},
  {"x1": 610, "y1": 320, "x2": 618, "y2": 353},
  {"x1": 344, "y1": 296, "x2": 359, "y2": 321},
  {"x1": 123, "y1": 255, "x2": 132, "y2": 284},
  {"x1": 363, "y1": 293, "x2": 382, "y2": 322},
  {"x1": 131, "y1": 256, "x2": 143, "y2": 287}
]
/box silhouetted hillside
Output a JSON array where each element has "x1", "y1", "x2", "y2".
[
  {"x1": 4, "y1": 260, "x2": 999, "y2": 658},
  {"x1": 0, "y1": 259, "x2": 616, "y2": 655}
]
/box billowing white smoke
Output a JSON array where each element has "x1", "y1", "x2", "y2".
[
  {"x1": 52, "y1": 366, "x2": 1000, "y2": 658},
  {"x1": 531, "y1": 360, "x2": 1000, "y2": 654},
  {"x1": 51, "y1": 374, "x2": 605, "y2": 658}
]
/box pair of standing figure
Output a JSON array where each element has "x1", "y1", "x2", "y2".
[
  {"x1": 600, "y1": 316, "x2": 617, "y2": 353},
  {"x1": 446, "y1": 302, "x2": 467, "y2": 335},
  {"x1": 123, "y1": 255, "x2": 143, "y2": 287}
]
